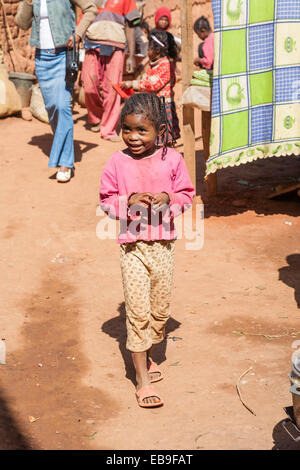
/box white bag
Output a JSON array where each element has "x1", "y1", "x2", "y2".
[
  {"x1": 30, "y1": 84, "x2": 49, "y2": 123},
  {"x1": 180, "y1": 85, "x2": 211, "y2": 112},
  {"x1": 0, "y1": 64, "x2": 22, "y2": 117}
]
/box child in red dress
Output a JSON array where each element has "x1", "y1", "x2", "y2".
[{"x1": 121, "y1": 30, "x2": 180, "y2": 143}]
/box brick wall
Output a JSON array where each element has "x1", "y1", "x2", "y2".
[
  {"x1": 0, "y1": 0, "x2": 35, "y2": 73},
  {"x1": 143, "y1": 0, "x2": 213, "y2": 58},
  {"x1": 143, "y1": 0, "x2": 213, "y2": 32},
  {"x1": 0, "y1": 0, "x2": 212, "y2": 74}
]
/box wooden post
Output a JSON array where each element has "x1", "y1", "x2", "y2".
[
  {"x1": 180, "y1": 0, "x2": 196, "y2": 193},
  {"x1": 202, "y1": 110, "x2": 217, "y2": 196}
]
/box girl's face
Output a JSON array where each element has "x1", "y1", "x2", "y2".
[
  {"x1": 148, "y1": 44, "x2": 161, "y2": 62},
  {"x1": 122, "y1": 114, "x2": 165, "y2": 157},
  {"x1": 197, "y1": 29, "x2": 209, "y2": 41},
  {"x1": 157, "y1": 16, "x2": 169, "y2": 31}
]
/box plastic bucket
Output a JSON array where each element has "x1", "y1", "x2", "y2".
[{"x1": 8, "y1": 72, "x2": 36, "y2": 108}]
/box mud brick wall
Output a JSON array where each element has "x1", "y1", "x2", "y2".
[
  {"x1": 0, "y1": 0, "x2": 212, "y2": 74},
  {"x1": 143, "y1": 0, "x2": 213, "y2": 82},
  {"x1": 0, "y1": 0, "x2": 35, "y2": 73},
  {"x1": 143, "y1": 0, "x2": 213, "y2": 56}
]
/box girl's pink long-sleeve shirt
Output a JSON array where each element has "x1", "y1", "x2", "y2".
[
  {"x1": 100, "y1": 147, "x2": 195, "y2": 244},
  {"x1": 199, "y1": 32, "x2": 214, "y2": 70}
]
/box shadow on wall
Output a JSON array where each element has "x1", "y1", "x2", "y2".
[
  {"x1": 101, "y1": 302, "x2": 181, "y2": 385},
  {"x1": 28, "y1": 134, "x2": 98, "y2": 163},
  {"x1": 0, "y1": 389, "x2": 32, "y2": 450},
  {"x1": 279, "y1": 255, "x2": 300, "y2": 309}
]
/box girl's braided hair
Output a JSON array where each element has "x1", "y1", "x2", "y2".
[
  {"x1": 149, "y1": 29, "x2": 178, "y2": 62},
  {"x1": 120, "y1": 92, "x2": 176, "y2": 158}
]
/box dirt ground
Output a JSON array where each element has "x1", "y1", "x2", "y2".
[{"x1": 1, "y1": 100, "x2": 300, "y2": 451}]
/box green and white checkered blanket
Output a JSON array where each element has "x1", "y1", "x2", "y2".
[{"x1": 207, "y1": 0, "x2": 300, "y2": 176}]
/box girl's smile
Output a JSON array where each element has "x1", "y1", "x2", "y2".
[{"x1": 122, "y1": 114, "x2": 165, "y2": 157}]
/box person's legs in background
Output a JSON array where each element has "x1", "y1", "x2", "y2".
[
  {"x1": 81, "y1": 49, "x2": 104, "y2": 131},
  {"x1": 100, "y1": 50, "x2": 125, "y2": 141},
  {"x1": 35, "y1": 49, "x2": 74, "y2": 179}
]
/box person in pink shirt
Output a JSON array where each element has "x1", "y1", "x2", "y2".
[
  {"x1": 193, "y1": 16, "x2": 214, "y2": 70},
  {"x1": 100, "y1": 93, "x2": 195, "y2": 408}
]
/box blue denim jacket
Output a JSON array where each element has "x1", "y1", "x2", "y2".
[{"x1": 31, "y1": 0, "x2": 75, "y2": 48}]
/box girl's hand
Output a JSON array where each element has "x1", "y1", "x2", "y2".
[
  {"x1": 121, "y1": 81, "x2": 133, "y2": 90},
  {"x1": 151, "y1": 192, "x2": 170, "y2": 207},
  {"x1": 128, "y1": 192, "x2": 154, "y2": 206},
  {"x1": 66, "y1": 34, "x2": 81, "y2": 49}
]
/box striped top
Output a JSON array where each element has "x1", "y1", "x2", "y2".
[{"x1": 84, "y1": 0, "x2": 140, "y2": 48}]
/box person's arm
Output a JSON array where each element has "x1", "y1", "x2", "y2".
[
  {"x1": 123, "y1": 0, "x2": 142, "y2": 73},
  {"x1": 100, "y1": 158, "x2": 130, "y2": 220},
  {"x1": 15, "y1": 0, "x2": 33, "y2": 31},
  {"x1": 168, "y1": 155, "x2": 195, "y2": 217},
  {"x1": 125, "y1": 21, "x2": 136, "y2": 73},
  {"x1": 68, "y1": 0, "x2": 97, "y2": 47},
  {"x1": 132, "y1": 61, "x2": 171, "y2": 92},
  {"x1": 198, "y1": 34, "x2": 214, "y2": 70}
]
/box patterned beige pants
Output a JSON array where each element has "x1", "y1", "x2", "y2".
[{"x1": 120, "y1": 240, "x2": 175, "y2": 352}]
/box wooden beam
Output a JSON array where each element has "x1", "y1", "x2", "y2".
[
  {"x1": 202, "y1": 110, "x2": 217, "y2": 197},
  {"x1": 180, "y1": 0, "x2": 196, "y2": 193}
]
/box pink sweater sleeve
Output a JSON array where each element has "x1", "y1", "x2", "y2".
[
  {"x1": 200, "y1": 33, "x2": 214, "y2": 70},
  {"x1": 100, "y1": 157, "x2": 128, "y2": 220},
  {"x1": 168, "y1": 156, "x2": 195, "y2": 216}
]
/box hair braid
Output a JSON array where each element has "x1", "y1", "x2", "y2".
[{"x1": 120, "y1": 92, "x2": 177, "y2": 158}]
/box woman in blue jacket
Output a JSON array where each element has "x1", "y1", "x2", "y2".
[{"x1": 16, "y1": 0, "x2": 96, "y2": 182}]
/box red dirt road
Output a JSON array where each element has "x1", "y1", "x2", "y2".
[{"x1": 0, "y1": 106, "x2": 300, "y2": 450}]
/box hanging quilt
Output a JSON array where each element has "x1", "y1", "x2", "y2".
[{"x1": 206, "y1": 0, "x2": 300, "y2": 175}]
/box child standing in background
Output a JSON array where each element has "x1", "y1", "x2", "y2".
[
  {"x1": 121, "y1": 30, "x2": 180, "y2": 143},
  {"x1": 154, "y1": 6, "x2": 181, "y2": 49},
  {"x1": 193, "y1": 16, "x2": 214, "y2": 70},
  {"x1": 100, "y1": 93, "x2": 195, "y2": 408},
  {"x1": 154, "y1": 6, "x2": 171, "y2": 32}
]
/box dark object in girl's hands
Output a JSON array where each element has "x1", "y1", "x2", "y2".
[{"x1": 66, "y1": 33, "x2": 79, "y2": 83}]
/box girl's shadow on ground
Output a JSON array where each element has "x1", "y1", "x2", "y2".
[
  {"x1": 101, "y1": 302, "x2": 181, "y2": 385},
  {"x1": 278, "y1": 254, "x2": 300, "y2": 309}
]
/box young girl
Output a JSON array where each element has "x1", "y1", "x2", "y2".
[
  {"x1": 154, "y1": 6, "x2": 171, "y2": 32},
  {"x1": 100, "y1": 93, "x2": 195, "y2": 408},
  {"x1": 154, "y1": 6, "x2": 181, "y2": 49},
  {"x1": 193, "y1": 16, "x2": 214, "y2": 71},
  {"x1": 121, "y1": 30, "x2": 180, "y2": 143}
]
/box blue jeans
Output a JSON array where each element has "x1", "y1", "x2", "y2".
[{"x1": 35, "y1": 48, "x2": 74, "y2": 168}]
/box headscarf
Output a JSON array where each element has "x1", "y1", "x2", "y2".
[{"x1": 154, "y1": 7, "x2": 171, "y2": 30}]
